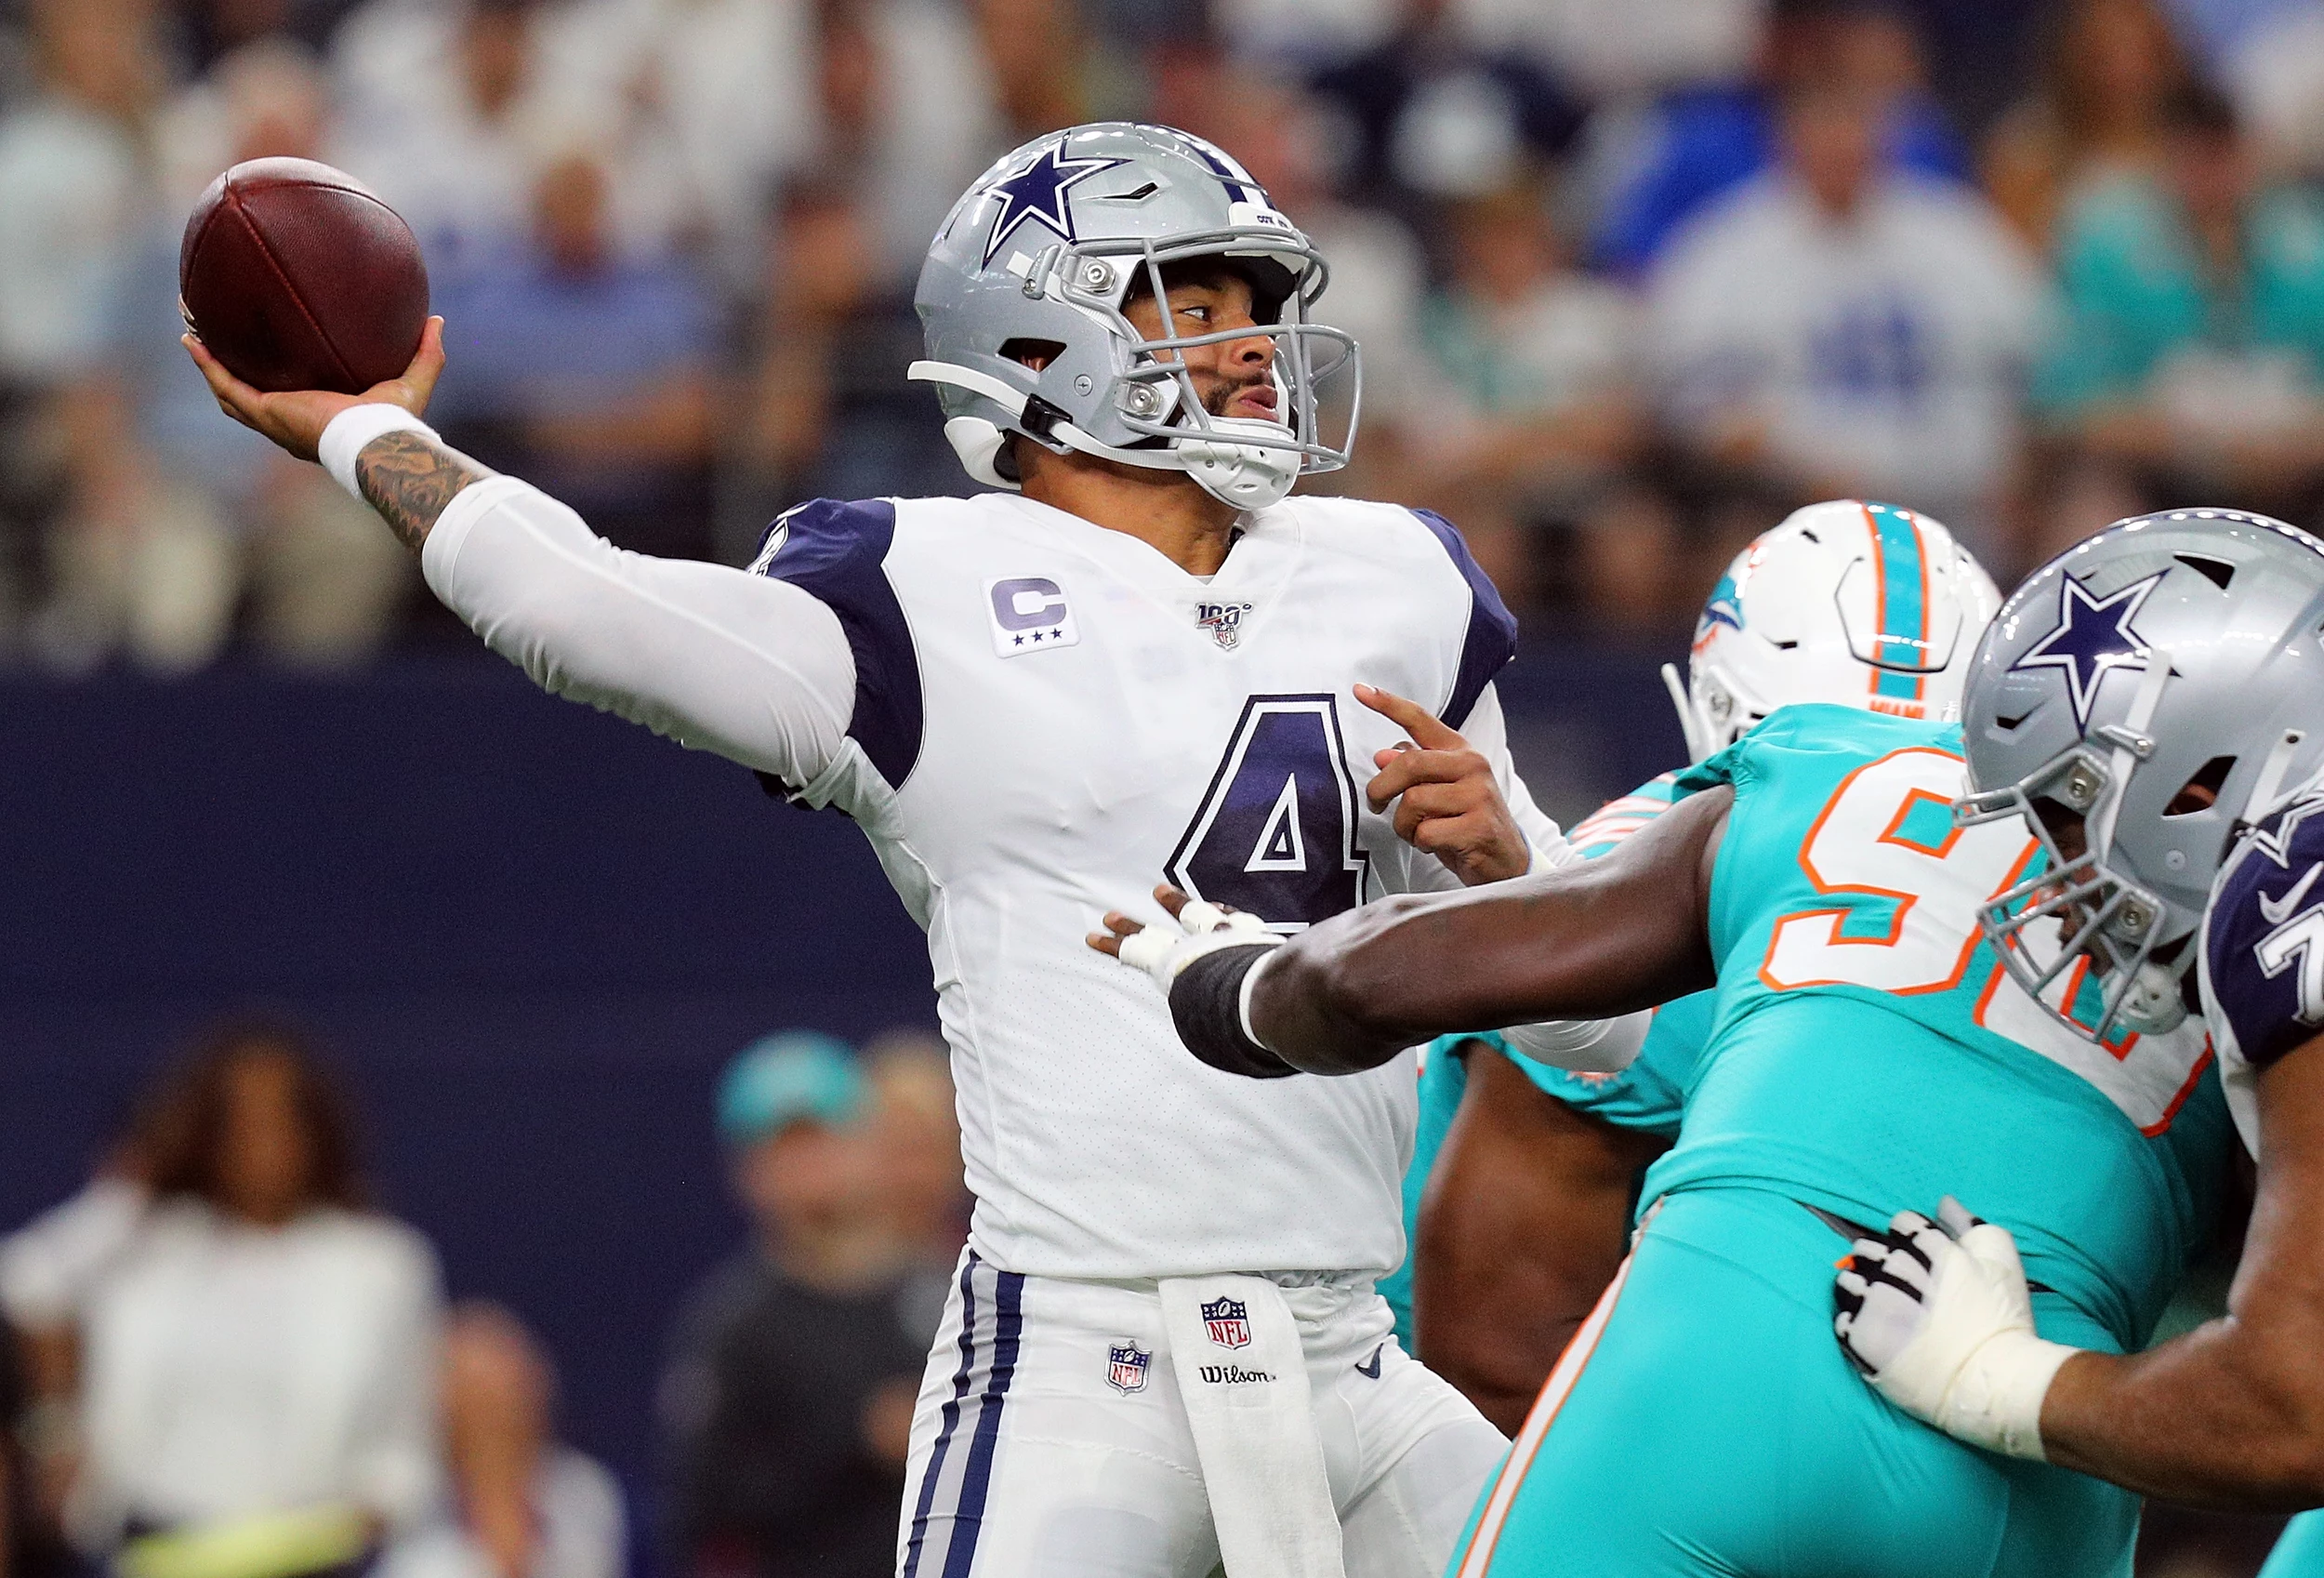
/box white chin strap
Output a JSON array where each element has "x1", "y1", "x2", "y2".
[
  {"x1": 911, "y1": 361, "x2": 1300, "y2": 511},
  {"x1": 1175, "y1": 417, "x2": 1300, "y2": 509},
  {"x1": 1661, "y1": 663, "x2": 1713, "y2": 764}
]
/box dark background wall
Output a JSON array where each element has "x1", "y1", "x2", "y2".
[{"x1": 0, "y1": 643, "x2": 1684, "y2": 1532}]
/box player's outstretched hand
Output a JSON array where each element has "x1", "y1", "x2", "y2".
[
  {"x1": 184, "y1": 316, "x2": 446, "y2": 463},
  {"x1": 1355, "y1": 683, "x2": 1528, "y2": 886},
  {"x1": 1833, "y1": 1197, "x2": 2074, "y2": 1461},
  {"x1": 1089, "y1": 884, "x2": 1282, "y2": 985}
]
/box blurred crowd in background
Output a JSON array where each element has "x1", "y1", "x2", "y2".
[
  {"x1": 0, "y1": 1023, "x2": 971, "y2": 1578},
  {"x1": 7, "y1": 0, "x2": 2324, "y2": 667},
  {"x1": 6, "y1": 1, "x2": 2324, "y2": 1573}
]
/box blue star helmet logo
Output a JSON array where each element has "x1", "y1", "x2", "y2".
[
  {"x1": 2010, "y1": 570, "x2": 2166, "y2": 729},
  {"x1": 979, "y1": 143, "x2": 1130, "y2": 268}
]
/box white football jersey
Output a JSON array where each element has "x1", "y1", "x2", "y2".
[{"x1": 420, "y1": 483, "x2": 1566, "y2": 1280}]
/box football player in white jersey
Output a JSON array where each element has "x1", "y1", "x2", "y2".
[{"x1": 185, "y1": 124, "x2": 1635, "y2": 1578}]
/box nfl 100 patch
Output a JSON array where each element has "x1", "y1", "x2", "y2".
[
  {"x1": 1195, "y1": 600, "x2": 1253, "y2": 650},
  {"x1": 1201, "y1": 1295, "x2": 1252, "y2": 1349},
  {"x1": 1105, "y1": 1339, "x2": 1151, "y2": 1395}
]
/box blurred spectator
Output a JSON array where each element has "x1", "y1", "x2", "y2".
[
  {"x1": 67, "y1": 1022, "x2": 444, "y2": 1574},
  {"x1": 1408, "y1": 180, "x2": 1658, "y2": 623},
  {"x1": 1984, "y1": 0, "x2": 2195, "y2": 249},
  {"x1": 658, "y1": 1031, "x2": 940, "y2": 1578},
  {"x1": 1886, "y1": 0, "x2": 2058, "y2": 145},
  {"x1": 0, "y1": 1308, "x2": 79, "y2": 1578},
  {"x1": 1309, "y1": 0, "x2": 1584, "y2": 208},
  {"x1": 376, "y1": 1306, "x2": 622, "y2": 1578},
  {"x1": 429, "y1": 149, "x2": 718, "y2": 558},
  {"x1": 2212, "y1": 0, "x2": 2324, "y2": 175},
  {"x1": 726, "y1": 0, "x2": 1009, "y2": 538},
  {"x1": 1647, "y1": 73, "x2": 2045, "y2": 559},
  {"x1": 1589, "y1": 0, "x2": 1970, "y2": 279},
  {"x1": 35, "y1": 39, "x2": 411, "y2": 672},
  {"x1": 2032, "y1": 81, "x2": 2324, "y2": 559},
  {"x1": 2161, "y1": 0, "x2": 2316, "y2": 67},
  {"x1": 0, "y1": 1077, "x2": 192, "y2": 1545},
  {"x1": 0, "y1": 0, "x2": 159, "y2": 653},
  {"x1": 1453, "y1": 0, "x2": 1766, "y2": 103},
  {"x1": 176, "y1": 0, "x2": 372, "y2": 74},
  {"x1": 333, "y1": 0, "x2": 615, "y2": 275},
  {"x1": 1177, "y1": 64, "x2": 1434, "y2": 500},
  {"x1": 518, "y1": 0, "x2": 821, "y2": 292},
  {"x1": 860, "y1": 1030, "x2": 970, "y2": 1286},
  {"x1": 797, "y1": 0, "x2": 1006, "y2": 287}
]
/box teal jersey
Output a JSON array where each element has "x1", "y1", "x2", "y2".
[
  {"x1": 1533, "y1": 770, "x2": 1715, "y2": 1137},
  {"x1": 1386, "y1": 771, "x2": 1708, "y2": 1347},
  {"x1": 2036, "y1": 175, "x2": 2324, "y2": 418},
  {"x1": 1647, "y1": 704, "x2": 2232, "y2": 1352}
]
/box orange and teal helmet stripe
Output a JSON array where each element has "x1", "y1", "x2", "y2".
[{"x1": 1863, "y1": 501, "x2": 1929, "y2": 706}]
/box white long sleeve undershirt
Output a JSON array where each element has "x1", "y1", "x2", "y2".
[{"x1": 422, "y1": 476, "x2": 857, "y2": 789}]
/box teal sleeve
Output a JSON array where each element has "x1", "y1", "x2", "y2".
[{"x1": 1523, "y1": 996, "x2": 1712, "y2": 1140}]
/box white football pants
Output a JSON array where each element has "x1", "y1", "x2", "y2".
[{"x1": 895, "y1": 1250, "x2": 1508, "y2": 1578}]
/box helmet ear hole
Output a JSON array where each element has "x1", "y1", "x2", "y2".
[
  {"x1": 998, "y1": 338, "x2": 1066, "y2": 370},
  {"x1": 2164, "y1": 755, "x2": 2235, "y2": 816}
]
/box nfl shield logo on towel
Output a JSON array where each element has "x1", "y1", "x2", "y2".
[
  {"x1": 1202, "y1": 1296, "x2": 1252, "y2": 1348},
  {"x1": 1106, "y1": 1341, "x2": 1150, "y2": 1395}
]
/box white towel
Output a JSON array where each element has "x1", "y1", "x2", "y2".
[{"x1": 1158, "y1": 1274, "x2": 1347, "y2": 1578}]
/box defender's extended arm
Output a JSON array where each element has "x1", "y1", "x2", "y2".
[{"x1": 1094, "y1": 785, "x2": 1728, "y2": 1077}]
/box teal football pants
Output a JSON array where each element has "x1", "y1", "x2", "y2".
[{"x1": 1442, "y1": 1187, "x2": 2138, "y2": 1578}]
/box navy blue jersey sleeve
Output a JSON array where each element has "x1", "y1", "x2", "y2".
[
  {"x1": 750, "y1": 498, "x2": 924, "y2": 791},
  {"x1": 2207, "y1": 792, "x2": 2324, "y2": 1069},
  {"x1": 1409, "y1": 509, "x2": 1517, "y2": 729}
]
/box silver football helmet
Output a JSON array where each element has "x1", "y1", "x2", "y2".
[
  {"x1": 909, "y1": 122, "x2": 1359, "y2": 511},
  {"x1": 1958, "y1": 509, "x2": 2324, "y2": 1041}
]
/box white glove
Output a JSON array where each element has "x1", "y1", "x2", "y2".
[
  {"x1": 1114, "y1": 900, "x2": 1282, "y2": 986},
  {"x1": 1833, "y1": 1197, "x2": 2079, "y2": 1461}
]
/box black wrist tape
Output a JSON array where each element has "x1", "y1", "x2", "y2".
[{"x1": 1169, "y1": 944, "x2": 1298, "y2": 1079}]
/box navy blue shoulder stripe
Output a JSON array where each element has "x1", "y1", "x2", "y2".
[
  {"x1": 1410, "y1": 508, "x2": 1518, "y2": 728},
  {"x1": 752, "y1": 498, "x2": 923, "y2": 791}
]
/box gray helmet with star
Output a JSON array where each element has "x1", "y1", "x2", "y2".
[
  {"x1": 1958, "y1": 509, "x2": 2324, "y2": 1041},
  {"x1": 909, "y1": 122, "x2": 1358, "y2": 511}
]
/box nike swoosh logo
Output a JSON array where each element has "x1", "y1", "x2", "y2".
[
  {"x1": 2262, "y1": 862, "x2": 2324, "y2": 926},
  {"x1": 1353, "y1": 1344, "x2": 1383, "y2": 1379}
]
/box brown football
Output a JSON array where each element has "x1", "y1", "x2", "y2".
[{"x1": 180, "y1": 157, "x2": 429, "y2": 395}]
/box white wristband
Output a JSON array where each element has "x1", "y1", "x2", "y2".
[
  {"x1": 1932, "y1": 1328, "x2": 2075, "y2": 1462},
  {"x1": 319, "y1": 404, "x2": 437, "y2": 499},
  {"x1": 1237, "y1": 949, "x2": 1275, "y2": 1051}
]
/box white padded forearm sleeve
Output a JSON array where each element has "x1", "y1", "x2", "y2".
[
  {"x1": 1500, "y1": 1009, "x2": 1654, "y2": 1074},
  {"x1": 421, "y1": 476, "x2": 856, "y2": 786}
]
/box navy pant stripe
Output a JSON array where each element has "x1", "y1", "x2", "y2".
[
  {"x1": 940, "y1": 1269, "x2": 1025, "y2": 1578},
  {"x1": 901, "y1": 1253, "x2": 982, "y2": 1578}
]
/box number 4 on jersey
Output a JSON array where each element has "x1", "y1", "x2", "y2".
[{"x1": 1167, "y1": 695, "x2": 1370, "y2": 929}]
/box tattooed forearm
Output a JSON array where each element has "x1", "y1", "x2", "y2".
[{"x1": 355, "y1": 431, "x2": 496, "y2": 553}]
